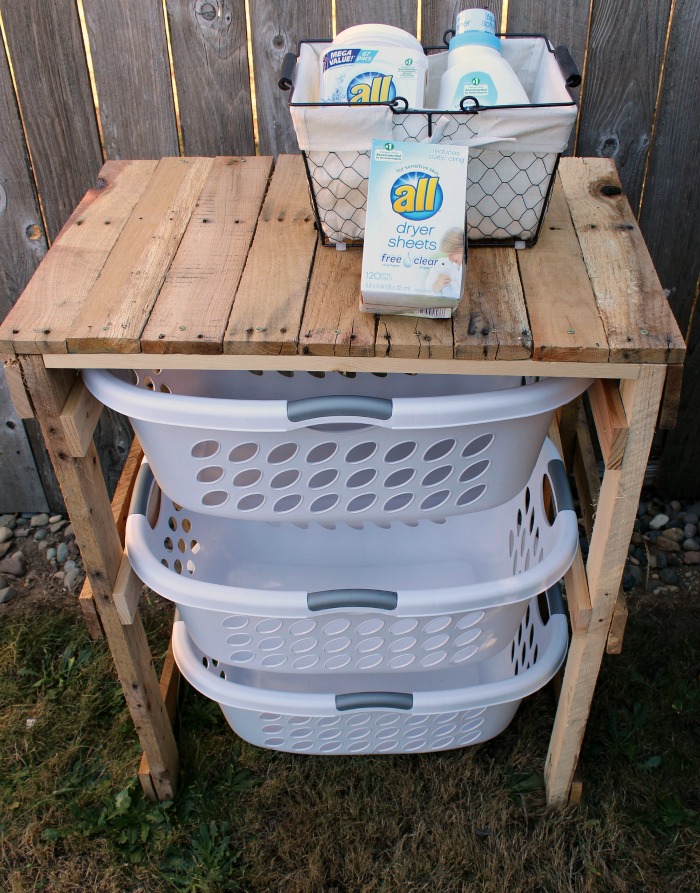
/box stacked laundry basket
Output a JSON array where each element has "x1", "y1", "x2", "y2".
[{"x1": 83, "y1": 368, "x2": 590, "y2": 755}]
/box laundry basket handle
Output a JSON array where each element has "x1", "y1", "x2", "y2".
[
  {"x1": 130, "y1": 461, "x2": 155, "y2": 517},
  {"x1": 307, "y1": 588, "x2": 398, "y2": 611},
  {"x1": 547, "y1": 459, "x2": 574, "y2": 514},
  {"x1": 554, "y1": 46, "x2": 581, "y2": 89},
  {"x1": 287, "y1": 395, "x2": 393, "y2": 422},
  {"x1": 335, "y1": 692, "x2": 414, "y2": 711}
]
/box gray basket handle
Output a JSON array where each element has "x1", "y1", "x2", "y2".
[
  {"x1": 130, "y1": 461, "x2": 155, "y2": 517},
  {"x1": 287, "y1": 395, "x2": 393, "y2": 422},
  {"x1": 335, "y1": 692, "x2": 413, "y2": 712},
  {"x1": 278, "y1": 52, "x2": 297, "y2": 91},
  {"x1": 547, "y1": 458, "x2": 574, "y2": 515},
  {"x1": 307, "y1": 588, "x2": 398, "y2": 611}
]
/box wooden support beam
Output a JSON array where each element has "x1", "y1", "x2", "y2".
[
  {"x1": 19, "y1": 356, "x2": 178, "y2": 802},
  {"x1": 606, "y1": 589, "x2": 628, "y2": 655},
  {"x1": 78, "y1": 578, "x2": 104, "y2": 640},
  {"x1": 588, "y1": 379, "x2": 628, "y2": 470},
  {"x1": 551, "y1": 669, "x2": 584, "y2": 805},
  {"x1": 139, "y1": 636, "x2": 180, "y2": 799},
  {"x1": 658, "y1": 364, "x2": 683, "y2": 430},
  {"x1": 114, "y1": 553, "x2": 142, "y2": 625},
  {"x1": 556, "y1": 396, "x2": 583, "y2": 471},
  {"x1": 545, "y1": 365, "x2": 666, "y2": 808},
  {"x1": 3, "y1": 359, "x2": 34, "y2": 418},
  {"x1": 573, "y1": 404, "x2": 602, "y2": 544},
  {"x1": 564, "y1": 549, "x2": 592, "y2": 634},
  {"x1": 59, "y1": 375, "x2": 103, "y2": 457}
]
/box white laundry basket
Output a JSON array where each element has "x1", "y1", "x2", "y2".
[
  {"x1": 84, "y1": 368, "x2": 590, "y2": 524},
  {"x1": 171, "y1": 586, "x2": 568, "y2": 754},
  {"x1": 126, "y1": 439, "x2": 577, "y2": 672}
]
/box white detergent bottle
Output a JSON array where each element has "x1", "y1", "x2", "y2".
[{"x1": 437, "y1": 9, "x2": 529, "y2": 109}]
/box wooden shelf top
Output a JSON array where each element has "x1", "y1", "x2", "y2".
[{"x1": 0, "y1": 154, "x2": 685, "y2": 371}]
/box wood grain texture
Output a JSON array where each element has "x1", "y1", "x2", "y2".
[
  {"x1": 559, "y1": 157, "x2": 685, "y2": 364},
  {"x1": 0, "y1": 367, "x2": 48, "y2": 511},
  {"x1": 453, "y1": 248, "x2": 531, "y2": 359},
  {"x1": 606, "y1": 589, "x2": 628, "y2": 654},
  {"x1": 573, "y1": 403, "x2": 601, "y2": 544},
  {"x1": 78, "y1": 580, "x2": 105, "y2": 640},
  {"x1": 20, "y1": 356, "x2": 178, "y2": 801},
  {"x1": 639, "y1": 0, "x2": 699, "y2": 492},
  {"x1": 59, "y1": 376, "x2": 104, "y2": 458},
  {"x1": 658, "y1": 363, "x2": 684, "y2": 431},
  {"x1": 82, "y1": 0, "x2": 179, "y2": 158},
  {"x1": 301, "y1": 248, "x2": 376, "y2": 356},
  {"x1": 225, "y1": 154, "x2": 317, "y2": 354},
  {"x1": 0, "y1": 0, "x2": 103, "y2": 241},
  {"x1": 376, "y1": 314, "x2": 453, "y2": 360},
  {"x1": 250, "y1": 0, "x2": 331, "y2": 155},
  {"x1": 3, "y1": 360, "x2": 33, "y2": 419},
  {"x1": 422, "y1": 1, "x2": 503, "y2": 46},
  {"x1": 0, "y1": 161, "x2": 158, "y2": 355},
  {"x1": 564, "y1": 548, "x2": 592, "y2": 634},
  {"x1": 505, "y1": 0, "x2": 589, "y2": 155},
  {"x1": 142, "y1": 156, "x2": 272, "y2": 352},
  {"x1": 588, "y1": 379, "x2": 628, "y2": 470},
  {"x1": 166, "y1": 0, "x2": 255, "y2": 155},
  {"x1": 67, "y1": 157, "x2": 213, "y2": 353},
  {"x1": 518, "y1": 175, "x2": 608, "y2": 362},
  {"x1": 336, "y1": 0, "x2": 417, "y2": 35},
  {"x1": 138, "y1": 637, "x2": 180, "y2": 798},
  {"x1": 576, "y1": 0, "x2": 672, "y2": 213},
  {"x1": 0, "y1": 38, "x2": 47, "y2": 321}
]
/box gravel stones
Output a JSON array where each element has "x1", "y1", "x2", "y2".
[
  {"x1": 34, "y1": 528, "x2": 48, "y2": 542},
  {"x1": 684, "y1": 552, "x2": 700, "y2": 566},
  {"x1": 64, "y1": 568, "x2": 81, "y2": 590},
  {"x1": 623, "y1": 498, "x2": 700, "y2": 592},
  {"x1": 0, "y1": 586, "x2": 18, "y2": 604},
  {"x1": 0, "y1": 526, "x2": 13, "y2": 544},
  {"x1": 30, "y1": 513, "x2": 49, "y2": 528},
  {"x1": 0, "y1": 551, "x2": 27, "y2": 578},
  {"x1": 649, "y1": 513, "x2": 669, "y2": 530},
  {"x1": 56, "y1": 542, "x2": 69, "y2": 564}
]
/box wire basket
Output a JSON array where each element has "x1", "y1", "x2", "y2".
[
  {"x1": 83, "y1": 368, "x2": 591, "y2": 523},
  {"x1": 126, "y1": 439, "x2": 577, "y2": 672},
  {"x1": 280, "y1": 35, "x2": 580, "y2": 247},
  {"x1": 171, "y1": 586, "x2": 568, "y2": 754}
]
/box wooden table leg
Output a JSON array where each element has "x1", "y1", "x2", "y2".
[
  {"x1": 545, "y1": 366, "x2": 666, "y2": 807},
  {"x1": 19, "y1": 356, "x2": 179, "y2": 801}
]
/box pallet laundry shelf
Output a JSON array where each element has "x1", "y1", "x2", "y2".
[{"x1": 0, "y1": 154, "x2": 685, "y2": 808}]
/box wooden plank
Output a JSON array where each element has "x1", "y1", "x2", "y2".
[
  {"x1": 0, "y1": 0, "x2": 103, "y2": 241},
  {"x1": 165, "y1": 0, "x2": 255, "y2": 155},
  {"x1": 559, "y1": 158, "x2": 686, "y2": 364},
  {"x1": 138, "y1": 637, "x2": 180, "y2": 798},
  {"x1": 518, "y1": 176, "x2": 609, "y2": 362},
  {"x1": 641, "y1": 0, "x2": 700, "y2": 492},
  {"x1": 545, "y1": 365, "x2": 666, "y2": 807},
  {"x1": 43, "y1": 351, "x2": 639, "y2": 379},
  {"x1": 113, "y1": 554, "x2": 142, "y2": 625},
  {"x1": 59, "y1": 376, "x2": 104, "y2": 457},
  {"x1": 78, "y1": 579, "x2": 105, "y2": 641},
  {"x1": 336, "y1": 0, "x2": 417, "y2": 35},
  {"x1": 375, "y1": 314, "x2": 453, "y2": 360},
  {"x1": 300, "y1": 248, "x2": 376, "y2": 356},
  {"x1": 550, "y1": 670, "x2": 584, "y2": 805},
  {"x1": 564, "y1": 548, "x2": 592, "y2": 634},
  {"x1": 82, "y1": 0, "x2": 179, "y2": 158},
  {"x1": 250, "y1": 0, "x2": 331, "y2": 155},
  {"x1": 0, "y1": 161, "x2": 159, "y2": 355},
  {"x1": 576, "y1": 0, "x2": 672, "y2": 213},
  {"x1": 0, "y1": 34, "x2": 47, "y2": 321},
  {"x1": 225, "y1": 155, "x2": 317, "y2": 354},
  {"x1": 142, "y1": 156, "x2": 272, "y2": 353},
  {"x1": 658, "y1": 364, "x2": 684, "y2": 430},
  {"x1": 0, "y1": 366, "x2": 48, "y2": 511},
  {"x1": 111, "y1": 438, "x2": 145, "y2": 544},
  {"x1": 422, "y1": 1, "x2": 503, "y2": 46},
  {"x1": 556, "y1": 397, "x2": 582, "y2": 471},
  {"x1": 66, "y1": 157, "x2": 213, "y2": 354},
  {"x1": 606, "y1": 589, "x2": 628, "y2": 655},
  {"x1": 453, "y1": 248, "x2": 531, "y2": 359},
  {"x1": 20, "y1": 356, "x2": 177, "y2": 800},
  {"x1": 3, "y1": 360, "x2": 33, "y2": 419},
  {"x1": 588, "y1": 379, "x2": 628, "y2": 470},
  {"x1": 506, "y1": 1, "x2": 589, "y2": 155},
  {"x1": 573, "y1": 403, "x2": 601, "y2": 544}
]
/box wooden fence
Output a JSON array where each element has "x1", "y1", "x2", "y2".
[{"x1": 0, "y1": 0, "x2": 698, "y2": 508}]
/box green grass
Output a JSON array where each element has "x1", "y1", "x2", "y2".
[{"x1": 1, "y1": 589, "x2": 699, "y2": 892}]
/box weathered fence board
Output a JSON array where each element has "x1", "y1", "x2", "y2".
[
  {"x1": 250, "y1": 0, "x2": 331, "y2": 155},
  {"x1": 0, "y1": 370, "x2": 48, "y2": 511},
  {"x1": 0, "y1": 0, "x2": 103, "y2": 241},
  {"x1": 82, "y1": 0, "x2": 179, "y2": 158},
  {"x1": 640, "y1": 0, "x2": 700, "y2": 492},
  {"x1": 576, "y1": 0, "x2": 673, "y2": 214},
  {"x1": 336, "y1": 0, "x2": 417, "y2": 35},
  {"x1": 422, "y1": 1, "x2": 503, "y2": 46},
  {"x1": 166, "y1": 0, "x2": 255, "y2": 156}
]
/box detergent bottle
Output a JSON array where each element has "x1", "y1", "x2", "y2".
[{"x1": 437, "y1": 9, "x2": 529, "y2": 109}]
